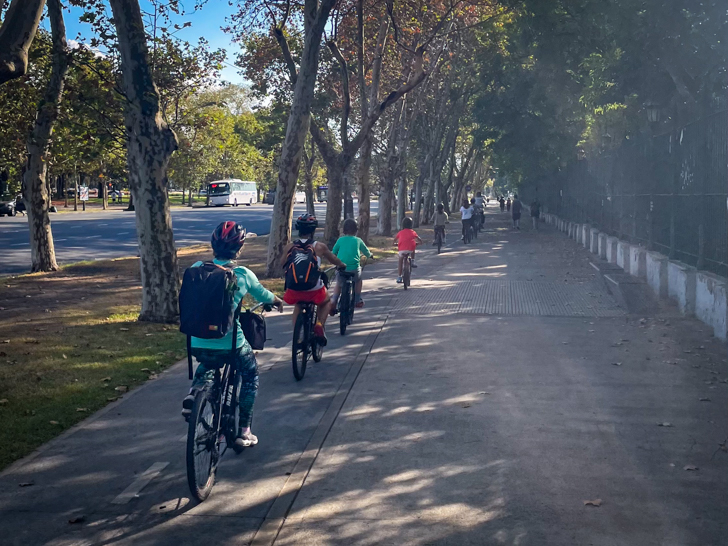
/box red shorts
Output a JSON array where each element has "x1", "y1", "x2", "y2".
[{"x1": 283, "y1": 286, "x2": 328, "y2": 306}]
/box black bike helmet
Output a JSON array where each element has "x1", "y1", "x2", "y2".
[
  {"x1": 295, "y1": 213, "x2": 319, "y2": 232},
  {"x1": 211, "y1": 221, "x2": 247, "y2": 259}
]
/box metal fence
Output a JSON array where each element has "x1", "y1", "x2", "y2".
[{"x1": 540, "y1": 111, "x2": 728, "y2": 277}]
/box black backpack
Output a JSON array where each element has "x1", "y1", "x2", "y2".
[
  {"x1": 179, "y1": 262, "x2": 239, "y2": 339},
  {"x1": 284, "y1": 240, "x2": 321, "y2": 291}
]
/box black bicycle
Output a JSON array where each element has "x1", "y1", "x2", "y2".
[
  {"x1": 463, "y1": 219, "x2": 473, "y2": 244},
  {"x1": 291, "y1": 267, "x2": 336, "y2": 380},
  {"x1": 338, "y1": 271, "x2": 357, "y2": 335},
  {"x1": 402, "y1": 252, "x2": 412, "y2": 289},
  {"x1": 186, "y1": 303, "x2": 273, "y2": 502},
  {"x1": 434, "y1": 227, "x2": 445, "y2": 254}
]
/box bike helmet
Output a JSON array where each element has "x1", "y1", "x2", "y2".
[
  {"x1": 295, "y1": 213, "x2": 319, "y2": 232},
  {"x1": 211, "y1": 221, "x2": 247, "y2": 259}
]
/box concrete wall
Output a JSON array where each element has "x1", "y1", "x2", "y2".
[
  {"x1": 617, "y1": 241, "x2": 631, "y2": 271},
  {"x1": 645, "y1": 251, "x2": 668, "y2": 298},
  {"x1": 606, "y1": 237, "x2": 618, "y2": 263},
  {"x1": 668, "y1": 260, "x2": 696, "y2": 315},
  {"x1": 695, "y1": 272, "x2": 728, "y2": 340},
  {"x1": 629, "y1": 246, "x2": 646, "y2": 278},
  {"x1": 589, "y1": 228, "x2": 599, "y2": 254},
  {"x1": 598, "y1": 233, "x2": 608, "y2": 260},
  {"x1": 581, "y1": 225, "x2": 591, "y2": 248}
]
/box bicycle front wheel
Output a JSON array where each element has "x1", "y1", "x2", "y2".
[
  {"x1": 437, "y1": 234, "x2": 442, "y2": 254},
  {"x1": 186, "y1": 386, "x2": 220, "y2": 502},
  {"x1": 292, "y1": 311, "x2": 309, "y2": 380},
  {"x1": 403, "y1": 259, "x2": 411, "y2": 289}
]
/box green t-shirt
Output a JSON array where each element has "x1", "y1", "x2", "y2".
[{"x1": 332, "y1": 235, "x2": 372, "y2": 271}]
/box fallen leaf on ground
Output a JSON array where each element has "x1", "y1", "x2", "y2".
[
  {"x1": 76, "y1": 408, "x2": 88, "y2": 412},
  {"x1": 49, "y1": 421, "x2": 59, "y2": 425},
  {"x1": 1, "y1": 340, "x2": 9, "y2": 344},
  {"x1": 100, "y1": 377, "x2": 111, "y2": 382},
  {"x1": 461, "y1": 404, "x2": 471, "y2": 408},
  {"x1": 114, "y1": 386, "x2": 128, "y2": 393},
  {"x1": 658, "y1": 422, "x2": 673, "y2": 427},
  {"x1": 683, "y1": 465, "x2": 699, "y2": 471},
  {"x1": 119, "y1": 328, "x2": 129, "y2": 331},
  {"x1": 62, "y1": 354, "x2": 67, "y2": 359},
  {"x1": 140, "y1": 368, "x2": 150, "y2": 373},
  {"x1": 18, "y1": 482, "x2": 34, "y2": 487},
  {"x1": 148, "y1": 373, "x2": 158, "y2": 380},
  {"x1": 107, "y1": 397, "x2": 118, "y2": 402},
  {"x1": 699, "y1": 398, "x2": 711, "y2": 402},
  {"x1": 0, "y1": 399, "x2": 8, "y2": 406},
  {"x1": 68, "y1": 516, "x2": 86, "y2": 524},
  {"x1": 612, "y1": 362, "x2": 622, "y2": 366},
  {"x1": 478, "y1": 392, "x2": 491, "y2": 395},
  {"x1": 583, "y1": 499, "x2": 602, "y2": 507}
]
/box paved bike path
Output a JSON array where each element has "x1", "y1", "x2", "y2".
[{"x1": 0, "y1": 241, "x2": 424, "y2": 545}]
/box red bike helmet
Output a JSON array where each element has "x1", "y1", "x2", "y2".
[
  {"x1": 211, "y1": 221, "x2": 247, "y2": 259},
  {"x1": 295, "y1": 213, "x2": 319, "y2": 231}
]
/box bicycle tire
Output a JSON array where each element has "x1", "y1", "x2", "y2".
[
  {"x1": 339, "y1": 283, "x2": 349, "y2": 335},
  {"x1": 348, "y1": 286, "x2": 355, "y2": 325},
  {"x1": 292, "y1": 311, "x2": 309, "y2": 380},
  {"x1": 312, "y1": 338, "x2": 323, "y2": 362},
  {"x1": 403, "y1": 259, "x2": 411, "y2": 289},
  {"x1": 436, "y1": 233, "x2": 442, "y2": 254},
  {"x1": 186, "y1": 386, "x2": 219, "y2": 501}
]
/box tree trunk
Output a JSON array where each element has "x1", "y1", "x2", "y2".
[
  {"x1": 187, "y1": 187, "x2": 193, "y2": 207},
  {"x1": 181, "y1": 189, "x2": 185, "y2": 205},
  {"x1": 378, "y1": 175, "x2": 394, "y2": 236},
  {"x1": 102, "y1": 179, "x2": 108, "y2": 210},
  {"x1": 302, "y1": 144, "x2": 316, "y2": 216},
  {"x1": 265, "y1": 1, "x2": 336, "y2": 277},
  {"x1": 126, "y1": 191, "x2": 134, "y2": 211},
  {"x1": 396, "y1": 169, "x2": 407, "y2": 231},
  {"x1": 413, "y1": 175, "x2": 423, "y2": 228},
  {"x1": 22, "y1": 0, "x2": 67, "y2": 273},
  {"x1": 323, "y1": 160, "x2": 344, "y2": 246},
  {"x1": 109, "y1": 0, "x2": 179, "y2": 323},
  {"x1": 356, "y1": 134, "x2": 373, "y2": 243},
  {"x1": 0, "y1": 0, "x2": 45, "y2": 85}
]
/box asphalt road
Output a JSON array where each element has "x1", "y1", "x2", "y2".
[{"x1": 0, "y1": 202, "x2": 378, "y2": 275}]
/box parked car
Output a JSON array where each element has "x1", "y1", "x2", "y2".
[
  {"x1": 0, "y1": 195, "x2": 17, "y2": 217},
  {"x1": 264, "y1": 190, "x2": 276, "y2": 204},
  {"x1": 294, "y1": 191, "x2": 306, "y2": 204}
]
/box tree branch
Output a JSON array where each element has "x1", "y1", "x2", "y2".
[
  {"x1": 327, "y1": 40, "x2": 351, "y2": 147},
  {"x1": 0, "y1": 0, "x2": 45, "y2": 85}
]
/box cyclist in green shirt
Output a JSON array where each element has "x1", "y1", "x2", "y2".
[{"x1": 330, "y1": 219, "x2": 372, "y2": 311}]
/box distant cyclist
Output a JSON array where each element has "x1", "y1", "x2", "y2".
[
  {"x1": 433, "y1": 203, "x2": 448, "y2": 245},
  {"x1": 181, "y1": 221, "x2": 283, "y2": 449},
  {"x1": 330, "y1": 218, "x2": 372, "y2": 310},
  {"x1": 394, "y1": 217, "x2": 422, "y2": 283},
  {"x1": 474, "y1": 192, "x2": 486, "y2": 226},
  {"x1": 281, "y1": 214, "x2": 345, "y2": 346},
  {"x1": 460, "y1": 198, "x2": 474, "y2": 241}
]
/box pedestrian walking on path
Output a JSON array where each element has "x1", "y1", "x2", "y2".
[
  {"x1": 530, "y1": 198, "x2": 541, "y2": 229},
  {"x1": 499, "y1": 196, "x2": 505, "y2": 212},
  {"x1": 506, "y1": 198, "x2": 511, "y2": 212},
  {"x1": 511, "y1": 194, "x2": 522, "y2": 229}
]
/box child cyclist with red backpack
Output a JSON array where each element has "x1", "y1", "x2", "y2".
[
  {"x1": 180, "y1": 221, "x2": 283, "y2": 449},
  {"x1": 281, "y1": 214, "x2": 345, "y2": 346}
]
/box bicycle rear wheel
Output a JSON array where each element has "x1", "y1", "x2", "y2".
[
  {"x1": 186, "y1": 386, "x2": 220, "y2": 501},
  {"x1": 292, "y1": 311, "x2": 309, "y2": 380},
  {"x1": 403, "y1": 259, "x2": 411, "y2": 289},
  {"x1": 436, "y1": 233, "x2": 442, "y2": 254}
]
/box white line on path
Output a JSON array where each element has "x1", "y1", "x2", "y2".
[
  {"x1": 54, "y1": 239, "x2": 67, "y2": 242},
  {"x1": 87, "y1": 235, "x2": 102, "y2": 239},
  {"x1": 70, "y1": 226, "x2": 82, "y2": 229},
  {"x1": 10, "y1": 243, "x2": 27, "y2": 247},
  {"x1": 111, "y1": 462, "x2": 169, "y2": 504}
]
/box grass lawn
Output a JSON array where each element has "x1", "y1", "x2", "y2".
[{"x1": 0, "y1": 233, "x2": 396, "y2": 470}]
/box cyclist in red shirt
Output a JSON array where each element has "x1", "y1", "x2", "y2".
[{"x1": 394, "y1": 217, "x2": 422, "y2": 283}]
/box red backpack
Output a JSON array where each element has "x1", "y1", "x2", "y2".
[{"x1": 284, "y1": 240, "x2": 321, "y2": 291}]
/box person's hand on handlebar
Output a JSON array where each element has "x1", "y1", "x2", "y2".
[{"x1": 273, "y1": 296, "x2": 284, "y2": 313}]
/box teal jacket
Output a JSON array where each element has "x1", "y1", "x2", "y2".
[{"x1": 190, "y1": 259, "x2": 276, "y2": 352}]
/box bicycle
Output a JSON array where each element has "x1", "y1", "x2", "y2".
[
  {"x1": 337, "y1": 271, "x2": 357, "y2": 335},
  {"x1": 186, "y1": 302, "x2": 274, "y2": 502},
  {"x1": 463, "y1": 219, "x2": 473, "y2": 244},
  {"x1": 402, "y1": 252, "x2": 412, "y2": 289},
  {"x1": 434, "y1": 226, "x2": 445, "y2": 254},
  {"x1": 291, "y1": 267, "x2": 336, "y2": 380}
]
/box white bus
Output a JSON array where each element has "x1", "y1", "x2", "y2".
[{"x1": 206, "y1": 179, "x2": 258, "y2": 206}]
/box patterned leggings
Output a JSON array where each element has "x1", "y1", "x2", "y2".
[{"x1": 190, "y1": 347, "x2": 259, "y2": 428}]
